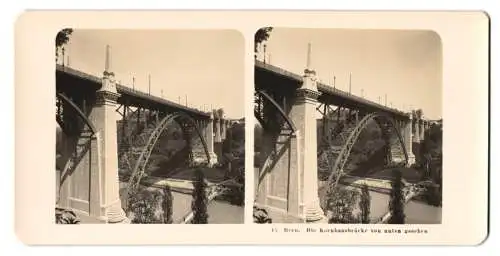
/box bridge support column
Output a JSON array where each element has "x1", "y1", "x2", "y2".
[
  {"x1": 290, "y1": 68, "x2": 326, "y2": 223},
  {"x1": 419, "y1": 120, "x2": 425, "y2": 141},
  {"x1": 205, "y1": 114, "x2": 218, "y2": 166},
  {"x1": 214, "y1": 115, "x2": 222, "y2": 160},
  {"x1": 413, "y1": 117, "x2": 421, "y2": 143},
  {"x1": 90, "y1": 46, "x2": 129, "y2": 223},
  {"x1": 404, "y1": 113, "x2": 416, "y2": 167},
  {"x1": 221, "y1": 119, "x2": 226, "y2": 141}
]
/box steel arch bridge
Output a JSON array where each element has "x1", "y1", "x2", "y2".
[
  {"x1": 121, "y1": 111, "x2": 212, "y2": 200},
  {"x1": 56, "y1": 90, "x2": 213, "y2": 215},
  {"x1": 254, "y1": 90, "x2": 409, "y2": 190},
  {"x1": 318, "y1": 111, "x2": 409, "y2": 191}
]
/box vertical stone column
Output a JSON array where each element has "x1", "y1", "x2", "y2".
[
  {"x1": 214, "y1": 116, "x2": 221, "y2": 143},
  {"x1": 420, "y1": 120, "x2": 425, "y2": 141},
  {"x1": 221, "y1": 119, "x2": 226, "y2": 141},
  {"x1": 413, "y1": 115, "x2": 421, "y2": 143},
  {"x1": 404, "y1": 112, "x2": 416, "y2": 167},
  {"x1": 89, "y1": 45, "x2": 129, "y2": 223},
  {"x1": 288, "y1": 44, "x2": 325, "y2": 222},
  {"x1": 205, "y1": 114, "x2": 217, "y2": 165}
]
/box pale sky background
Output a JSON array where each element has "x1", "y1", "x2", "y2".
[
  {"x1": 61, "y1": 29, "x2": 245, "y2": 119},
  {"x1": 258, "y1": 28, "x2": 442, "y2": 120}
]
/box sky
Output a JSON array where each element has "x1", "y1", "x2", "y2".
[
  {"x1": 257, "y1": 28, "x2": 443, "y2": 120},
  {"x1": 61, "y1": 29, "x2": 245, "y2": 119}
]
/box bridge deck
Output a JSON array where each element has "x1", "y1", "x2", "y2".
[
  {"x1": 56, "y1": 64, "x2": 210, "y2": 119},
  {"x1": 255, "y1": 60, "x2": 409, "y2": 119}
]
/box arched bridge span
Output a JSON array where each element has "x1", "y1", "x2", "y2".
[
  {"x1": 124, "y1": 112, "x2": 212, "y2": 200},
  {"x1": 323, "y1": 112, "x2": 409, "y2": 190}
]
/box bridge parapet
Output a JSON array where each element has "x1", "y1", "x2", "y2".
[
  {"x1": 255, "y1": 59, "x2": 410, "y2": 121},
  {"x1": 56, "y1": 65, "x2": 211, "y2": 119}
]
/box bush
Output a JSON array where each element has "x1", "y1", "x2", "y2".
[
  {"x1": 253, "y1": 206, "x2": 272, "y2": 223},
  {"x1": 55, "y1": 207, "x2": 80, "y2": 224},
  {"x1": 424, "y1": 186, "x2": 442, "y2": 207},
  {"x1": 127, "y1": 187, "x2": 163, "y2": 224},
  {"x1": 326, "y1": 186, "x2": 360, "y2": 224},
  {"x1": 191, "y1": 169, "x2": 209, "y2": 224}
]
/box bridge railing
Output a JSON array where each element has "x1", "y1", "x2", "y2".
[
  {"x1": 255, "y1": 60, "x2": 408, "y2": 118},
  {"x1": 317, "y1": 82, "x2": 407, "y2": 117},
  {"x1": 116, "y1": 84, "x2": 210, "y2": 117}
]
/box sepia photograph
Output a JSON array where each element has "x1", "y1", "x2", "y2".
[
  {"x1": 14, "y1": 10, "x2": 488, "y2": 245},
  {"x1": 253, "y1": 27, "x2": 443, "y2": 224},
  {"x1": 55, "y1": 29, "x2": 245, "y2": 224}
]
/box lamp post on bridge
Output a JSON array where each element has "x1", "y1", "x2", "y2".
[
  {"x1": 348, "y1": 72, "x2": 352, "y2": 95},
  {"x1": 148, "y1": 74, "x2": 151, "y2": 95}
]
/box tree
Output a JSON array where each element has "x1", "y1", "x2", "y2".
[
  {"x1": 358, "y1": 184, "x2": 371, "y2": 224},
  {"x1": 388, "y1": 169, "x2": 406, "y2": 224},
  {"x1": 191, "y1": 169, "x2": 209, "y2": 224},
  {"x1": 254, "y1": 27, "x2": 273, "y2": 53},
  {"x1": 162, "y1": 185, "x2": 173, "y2": 224},
  {"x1": 55, "y1": 28, "x2": 73, "y2": 62}
]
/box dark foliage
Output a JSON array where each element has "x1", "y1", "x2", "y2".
[
  {"x1": 191, "y1": 169, "x2": 209, "y2": 224},
  {"x1": 222, "y1": 127, "x2": 233, "y2": 154},
  {"x1": 55, "y1": 207, "x2": 80, "y2": 224},
  {"x1": 326, "y1": 186, "x2": 360, "y2": 224},
  {"x1": 253, "y1": 206, "x2": 272, "y2": 223},
  {"x1": 417, "y1": 122, "x2": 443, "y2": 206},
  {"x1": 254, "y1": 27, "x2": 273, "y2": 52},
  {"x1": 127, "y1": 187, "x2": 163, "y2": 224},
  {"x1": 222, "y1": 122, "x2": 245, "y2": 157},
  {"x1": 358, "y1": 184, "x2": 371, "y2": 223},
  {"x1": 56, "y1": 28, "x2": 73, "y2": 48},
  {"x1": 388, "y1": 170, "x2": 406, "y2": 224},
  {"x1": 55, "y1": 28, "x2": 73, "y2": 61},
  {"x1": 424, "y1": 166, "x2": 442, "y2": 207},
  {"x1": 231, "y1": 122, "x2": 245, "y2": 142},
  {"x1": 162, "y1": 185, "x2": 174, "y2": 224},
  {"x1": 223, "y1": 164, "x2": 245, "y2": 206}
]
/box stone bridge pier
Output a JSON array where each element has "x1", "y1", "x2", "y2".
[
  {"x1": 58, "y1": 46, "x2": 129, "y2": 223},
  {"x1": 256, "y1": 59, "x2": 326, "y2": 223},
  {"x1": 401, "y1": 112, "x2": 417, "y2": 167},
  {"x1": 202, "y1": 112, "x2": 218, "y2": 166},
  {"x1": 212, "y1": 114, "x2": 230, "y2": 162}
]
